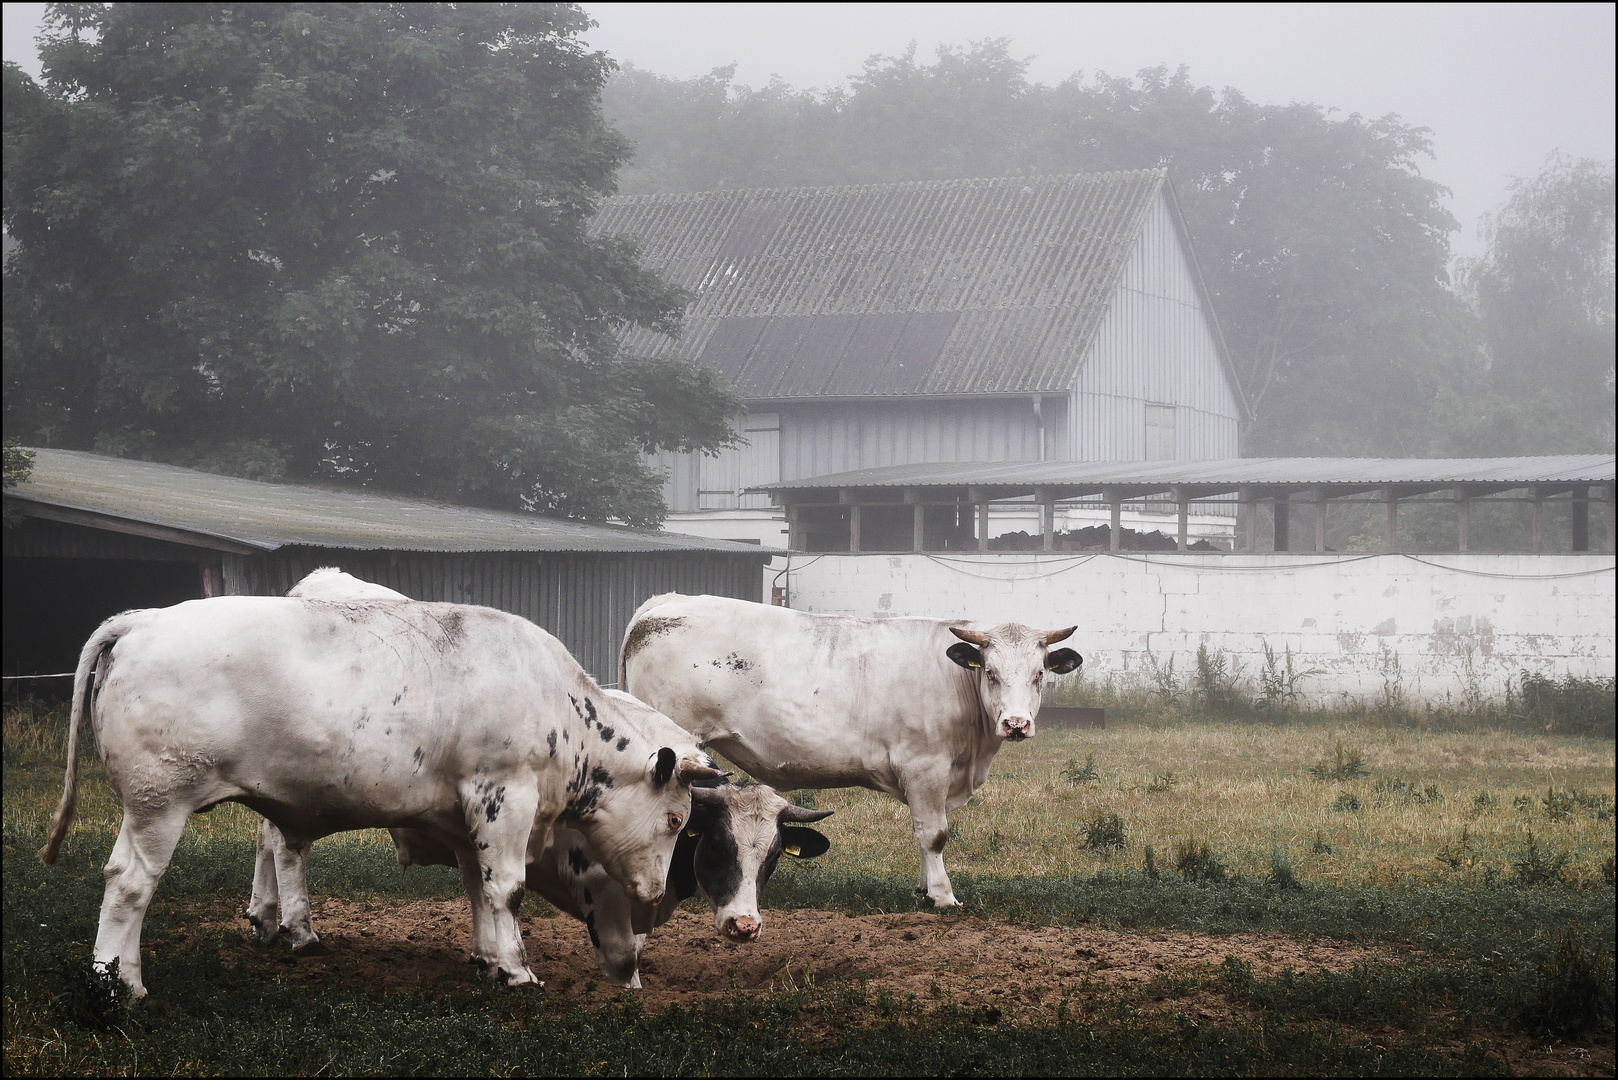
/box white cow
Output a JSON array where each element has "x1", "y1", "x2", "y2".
[
  {"x1": 620, "y1": 593, "x2": 1081, "y2": 907},
  {"x1": 249, "y1": 570, "x2": 835, "y2": 987},
  {"x1": 40, "y1": 594, "x2": 720, "y2": 997}
]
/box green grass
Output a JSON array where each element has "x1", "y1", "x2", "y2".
[{"x1": 5, "y1": 696, "x2": 1614, "y2": 1076}]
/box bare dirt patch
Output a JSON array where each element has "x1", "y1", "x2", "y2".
[{"x1": 207, "y1": 896, "x2": 1396, "y2": 1016}]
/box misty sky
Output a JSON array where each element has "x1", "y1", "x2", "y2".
[{"x1": 5, "y1": 2, "x2": 1613, "y2": 259}]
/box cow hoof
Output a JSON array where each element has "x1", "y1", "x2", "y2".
[
  {"x1": 245, "y1": 910, "x2": 279, "y2": 943},
  {"x1": 289, "y1": 937, "x2": 325, "y2": 956},
  {"x1": 468, "y1": 954, "x2": 490, "y2": 969},
  {"x1": 497, "y1": 966, "x2": 541, "y2": 988},
  {"x1": 925, "y1": 894, "x2": 962, "y2": 909}
]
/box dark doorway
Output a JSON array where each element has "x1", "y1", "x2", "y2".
[{"x1": 3, "y1": 557, "x2": 202, "y2": 694}]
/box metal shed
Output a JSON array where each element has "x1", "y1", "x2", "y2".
[{"x1": 4, "y1": 449, "x2": 775, "y2": 684}]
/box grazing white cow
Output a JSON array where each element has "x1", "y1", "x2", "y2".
[
  {"x1": 620, "y1": 593, "x2": 1080, "y2": 908},
  {"x1": 250, "y1": 570, "x2": 835, "y2": 987},
  {"x1": 40, "y1": 595, "x2": 720, "y2": 997}
]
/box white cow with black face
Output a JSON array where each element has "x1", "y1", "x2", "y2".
[
  {"x1": 620, "y1": 594, "x2": 1081, "y2": 908},
  {"x1": 40, "y1": 592, "x2": 720, "y2": 997}
]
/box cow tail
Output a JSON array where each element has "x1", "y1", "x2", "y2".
[{"x1": 40, "y1": 620, "x2": 122, "y2": 864}]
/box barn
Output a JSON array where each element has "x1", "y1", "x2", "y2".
[
  {"x1": 591, "y1": 169, "x2": 1248, "y2": 545},
  {"x1": 3, "y1": 449, "x2": 773, "y2": 687}
]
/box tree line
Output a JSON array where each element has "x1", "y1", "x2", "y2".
[{"x1": 4, "y1": 9, "x2": 1611, "y2": 527}]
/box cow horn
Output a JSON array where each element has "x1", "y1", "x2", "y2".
[
  {"x1": 779, "y1": 804, "x2": 835, "y2": 823},
  {"x1": 676, "y1": 760, "x2": 730, "y2": 787},
  {"x1": 949, "y1": 626, "x2": 988, "y2": 646},
  {"x1": 1043, "y1": 626, "x2": 1077, "y2": 645},
  {"x1": 690, "y1": 785, "x2": 729, "y2": 806}
]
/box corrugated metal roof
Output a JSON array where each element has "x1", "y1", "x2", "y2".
[
  {"x1": 591, "y1": 171, "x2": 1168, "y2": 399},
  {"x1": 761, "y1": 456, "x2": 1617, "y2": 497},
  {"x1": 8, "y1": 449, "x2": 780, "y2": 555}
]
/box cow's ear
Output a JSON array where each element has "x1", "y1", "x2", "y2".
[
  {"x1": 779, "y1": 826, "x2": 831, "y2": 859},
  {"x1": 1045, "y1": 648, "x2": 1082, "y2": 675},
  {"x1": 947, "y1": 642, "x2": 983, "y2": 670},
  {"x1": 653, "y1": 747, "x2": 677, "y2": 787}
]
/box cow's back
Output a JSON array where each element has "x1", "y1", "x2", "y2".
[
  {"x1": 622, "y1": 595, "x2": 979, "y2": 793},
  {"x1": 94, "y1": 597, "x2": 572, "y2": 827}
]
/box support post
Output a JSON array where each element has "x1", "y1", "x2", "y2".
[
  {"x1": 849, "y1": 503, "x2": 862, "y2": 553},
  {"x1": 1572, "y1": 486, "x2": 1589, "y2": 552},
  {"x1": 1456, "y1": 486, "x2": 1470, "y2": 553},
  {"x1": 1313, "y1": 486, "x2": 1327, "y2": 553},
  {"x1": 971, "y1": 488, "x2": 989, "y2": 551},
  {"x1": 1272, "y1": 495, "x2": 1290, "y2": 552},
  {"x1": 913, "y1": 502, "x2": 926, "y2": 552},
  {"x1": 1531, "y1": 486, "x2": 1543, "y2": 553},
  {"x1": 1172, "y1": 486, "x2": 1189, "y2": 552},
  {"x1": 1238, "y1": 487, "x2": 1256, "y2": 552},
  {"x1": 1105, "y1": 488, "x2": 1123, "y2": 551},
  {"x1": 1607, "y1": 484, "x2": 1616, "y2": 553},
  {"x1": 786, "y1": 503, "x2": 800, "y2": 550},
  {"x1": 1036, "y1": 486, "x2": 1055, "y2": 551},
  {"x1": 1385, "y1": 489, "x2": 1398, "y2": 552}
]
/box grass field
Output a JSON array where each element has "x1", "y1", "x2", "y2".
[{"x1": 4, "y1": 691, "x2": 1614, "y2": 1076}]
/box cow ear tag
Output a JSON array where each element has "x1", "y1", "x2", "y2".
[
  {"x1": 946, "y1": 642, "x2": 984, "y2": 670},
  {"x1": 686, "y1": 827, "x2": 701, "y2": 837},
  {"x1": 784, "y1": 843, "x2": 801, "y2": 856}
]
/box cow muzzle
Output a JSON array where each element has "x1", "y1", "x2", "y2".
[
  {"x1": 1000, "y1": 716, "x2": 1033, "y2": 741},
  {"x1": 723, "y1": 914, "x2": 761, "y2": 942},
  {"x1": 629, "y1": 882, "x2": 666, "y2": 906}
]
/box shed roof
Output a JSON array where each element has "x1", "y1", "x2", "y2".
[
  {"x1": 761, "y1": 456, "x2": 1618, "y2": 501},
  {"x1": 7, "y1": 449, "x2": 778, "y2": 555},
  {"x1": 591, "y1": 171, "x2": 1171, "y2": 400}
]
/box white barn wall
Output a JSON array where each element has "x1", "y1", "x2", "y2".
[
  {"x1": 1072, "y1": 194, "x2": 1240, "y2": 471},
  {"x1": 781, "y1": 552, "x2": 1616, "y2": 704}
]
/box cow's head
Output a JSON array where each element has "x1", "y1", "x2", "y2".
[
  {"x1": 573, "y1": 745, "x2": 728, "y2": 906},
  {"x1": 672, "y1": 784, "x2": 833, "y2": 943},
  {"x1": 946, "y1": 624, "x2": 1081, "y2": 741}
]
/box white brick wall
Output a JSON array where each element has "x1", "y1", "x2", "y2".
[{"x1": 778, "y1": 552, "x2": 1616, "y2": 704}]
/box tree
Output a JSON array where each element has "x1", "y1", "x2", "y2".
[
  {"x1": 3, "y1": 3, "x2": 740, "y2": 527},
  {"x1": 602, "y1": 46, "x2": 1473, "y2": 455},
  {"x1": 1457, "y1": 153, "x2": 1615, "y2": 449}
]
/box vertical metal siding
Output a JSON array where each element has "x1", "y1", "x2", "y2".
[
  {"x1": 225, "y1": 549, "x2": 764, "y2": 685},
  {"x1": 775, "y1": 398, "x2": 1051, "y2": 482},
  {"x1": 1071, "y1": 193, "x2": 1240, "y2": 511}
]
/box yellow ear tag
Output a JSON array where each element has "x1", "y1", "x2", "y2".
[
  {"x1": 784, "y1": 844, "x2": 802, "y2": 856},
  {"x1": 686, "y1": 828, "x2": 700, "y2": 837}
]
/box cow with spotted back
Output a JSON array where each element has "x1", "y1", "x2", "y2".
[
  {"x1": 248, "y1": 570, "x2": 835, "y2": 987},
  {"x1": 39, "y1": 591, "x2": 720, "y2": 997},
  {"x1": 620, "y1": 593, "x2": 1080, "y2": 908}
]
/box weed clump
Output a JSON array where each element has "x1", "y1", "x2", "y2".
[
  {"x1": 1541, "y1": 787, "x2": 1612, "y2": 822},
  {"x1": 1145, "y1": 771, "x2": 1178, "y2": 793},
  {"x1": 1143, "y1": 844, "x2": 1159, "y2": 880},
  {"x1": 1374, "y1": 777, "x2": 1443, "y2": 803},
  {"x1": 1080, "y1": 809, "x2": 1127, "y2": 853},
  {"x1": 1519, "y1": 671, "x2": 1616, "y2": 738},
  {"x1": 1331, "y1": 792, "x2": 1362, "y2": 813},
  {"x1": 1174, "y1": 839, "x2": 1228, "y2": 884},
  {"x1": 1266, "y1": 846, "x2": 1303, "y2": 891},
  {"x1": 1435, "y1": 827, "x2": 1479, "y2": 871},
  {"x1": 1511, "y1": 831, "x2": 1573, "y2": 887},
  {"x1": 1470, "y1": 792, "x2": 1499, "y2": 815},
  {"x1": 52, "y1": 958, "x2": 131, "y2": 1031},
  {"x1": 1307, "y1": 739, "x2": 1368, "y2": 782},
  {"x1": 1516, "y1": 928, "x2": 1615, "y2": 1035},
  {"x1": 1310, "y1": 832, "x2": 1333, "y2": 855},
  {"x1": 1059, "y1": 752, "x2": 1100, "y2": 786}
]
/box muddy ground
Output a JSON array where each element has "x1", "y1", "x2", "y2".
[{"x1": 196, "y1": 898, "x2": 1612, "y2": 1075}]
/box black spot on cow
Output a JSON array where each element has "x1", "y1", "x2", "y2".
[
  {"x1": 384, "y1": 726, "x2": 392, "y2": 736},
  {"x1": 581, "y1": 887, "x2": 593, "y2": 906},
  {"x1": 412, "y1": 747, "x2": 425, "y2": 773},
  {"x1": 584, "y1": 910, "x2": 601, "y2": 948},
  {"x1": 505, "y1": 885, "x2": 524, "y2": 916},
  {"x1": 583, "y1": 697, "x2": 599, "y2": 727},
  {"x1": 725, "y1": 653, "x2": 753, "y2": 671},
  {"x1": 392, "y1": 689, "x2": 404, "y2": 706},
  {"x1": 483, "y1": 865, "x2": 493, "y2": 882},
  {"x1": 482, "y1": 785, "x2": 507, "y2": 823},
  {"x1": 691, "y1": 803, "x2": 742, "y2": 907},
  {"x1": 621, "y1": 615, "x2": 687, "y2": 665},
  {"x1": 502, "y1": 736, "x2": 512, "y2": 749},
  {"x1": 477, "y1": 841, "x2": 489, "y2": 851},
  {"x1": 598, "y1": 725, "x2": 616, "y2": 743},
  {"x1": 568, "y1": 847, "x2": 591, "y2": 875},
  {"x1": 590, "y1": 764, "x2": 614, "y2": 788},
  {"x1": 547, "y1": 729, "x2": 557, "y2": 757},
  {"x1": 353, "y1": 709, "x2": 370, "y2": 730},
  {"x1": 562, "y1": 730, "x2": 569, "y2": 743},
  {"x1": 615, "y1": 736, "x2": 630, "y2": 752},
  {"x1": 930, "y1": 829, "x2": 949, "y2": 854}
]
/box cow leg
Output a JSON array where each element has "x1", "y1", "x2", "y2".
[
  {"x1": 905, "y1": 788, "x2": 961, "y2": 908},
  {"x1": 245, "y1": 817, "x2": 281, "y2": 942},
  {"x1": 269, "y1": 830, "x2": 320, "y2": 952},
  {"x1": 460, "y1": 783, "x2": 542, "y2": 987},
  {"x1": 457, "y1": 854, "x2": 495, "y2": 971},
  {"x1": 94, "y1": 806, "x2": 191, "y2": 998}
]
